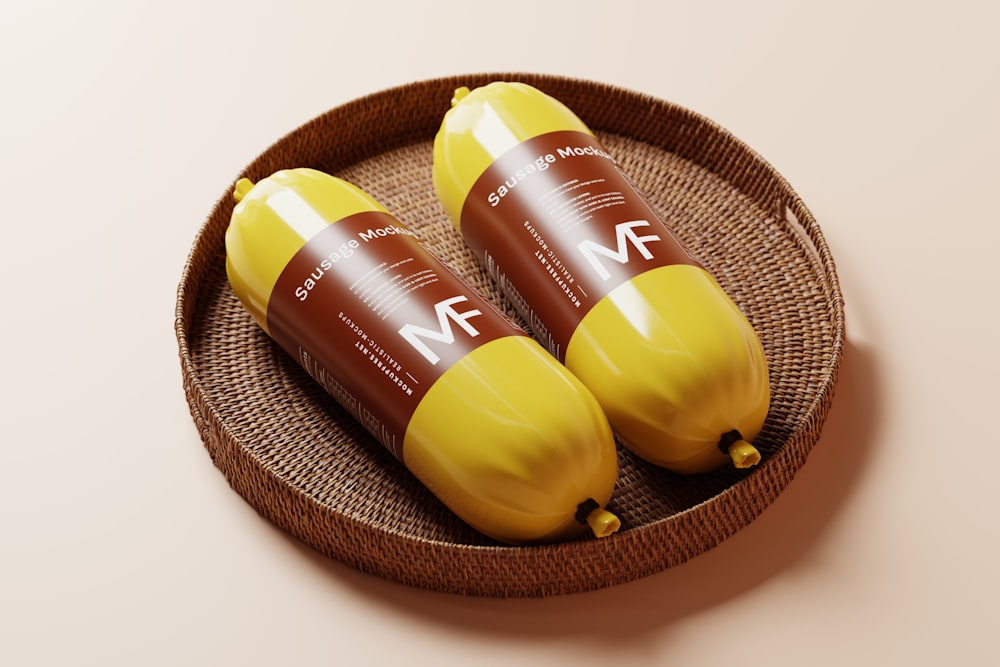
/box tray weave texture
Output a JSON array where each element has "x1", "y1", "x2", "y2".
[{"x1": 175, "y1": 73, "x2": 845, "y2": 597}]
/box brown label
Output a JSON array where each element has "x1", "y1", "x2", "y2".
[
  {"x1": 267, "y1": 209, "x2": 524, "y2": 459},
  {"x1": 460, "y1": 130, "x2": 701, "y2": 361}
]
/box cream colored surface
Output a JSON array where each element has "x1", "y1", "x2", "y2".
[{"x1": 2, "y1": 1, "x2": 997, "y2": 665}]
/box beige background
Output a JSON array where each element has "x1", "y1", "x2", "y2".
[{"x1": 3, "y1": 0, "x2": 998, "y2": 665}]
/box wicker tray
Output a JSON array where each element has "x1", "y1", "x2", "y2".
[{"x1": 175, "y1": 73, "x2": 845, "y2": 597}]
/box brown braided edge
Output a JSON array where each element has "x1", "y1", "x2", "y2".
[{"x1": 175, "y1": 72, "x2": 845, "y2": 597}]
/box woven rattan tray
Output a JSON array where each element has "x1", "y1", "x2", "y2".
[{"x1": 175, "y1": 73, "x2": 844, "y2": 597}]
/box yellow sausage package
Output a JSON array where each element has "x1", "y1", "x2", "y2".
[
  {"x1": 224, "y1": 168, "x2": 620, "y2": 544},
  {"x1": 433, "y1": 82, "x2": 771, "y2": 474}
]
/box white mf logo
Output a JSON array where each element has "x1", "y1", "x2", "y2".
[
  {"x1": 577, "y1": 220, "x2": 660, "y2": 281},
  {"x1": 398, "y1": 296, "x2": 482, "y2": 364}
]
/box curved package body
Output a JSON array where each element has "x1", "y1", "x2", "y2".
[
  {"x1": 225, "y1": 168, "x2": 620, "y2": 544},
  {"x1": 432, "y1": 82, "x2": 770, "y2": 473}
]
